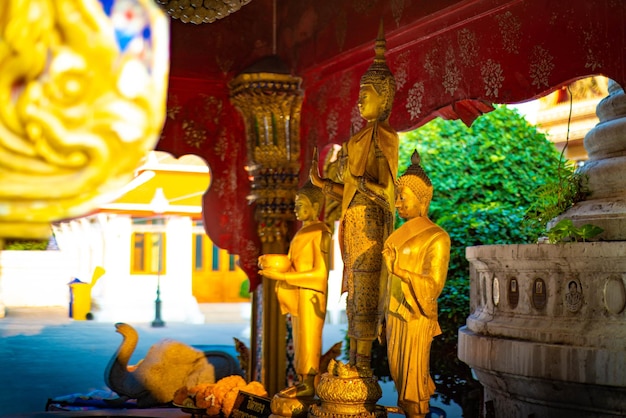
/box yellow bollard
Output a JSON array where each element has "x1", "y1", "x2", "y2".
[
  {"x1": 70, "y1": 282, "x2": 92, "y2": 321},
  {"x1": 69, "y1": 267, "x2": 105, "y2": 320}
]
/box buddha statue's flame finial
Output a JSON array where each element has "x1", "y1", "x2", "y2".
[
  {"x1": 397, "y1": 149, "x2": 433, "y2": 203},
  {"x1": 374, "y1": 19, "x2": 387, "y2": 64},
  {"x1": 361, "y1": 20, "x2": 393, "y2": 85}
]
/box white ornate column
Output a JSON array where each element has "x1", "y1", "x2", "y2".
[{"x1": 0, "y1": 239, "x2": 5, "y2": 318}]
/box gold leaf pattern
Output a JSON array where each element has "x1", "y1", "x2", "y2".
[
  {"x1": 583, "y1": 29, "x2": 602, "y2": 72},
  {"x1": 394, "y1": 51, "x2": 412, "y2": 90},
  {"x1": 214, "y1": 132, "x2": 229, "y2": 162},
  {"x1": 339, "y1": 72, "x2": 354, "y2": 107},
  {"x1": 352, "y1": 0, "x2": 377, "y2": 14},
  {"x1": 391, "y1": 0, "x2": 405, "y2": 27},
  {"x1": 167, "y1": 94, "x2": 182, "y2": 120},
  {"x1": 213, "y1": 176, "x2": 227, "y2": 199},
  {"x1": 182, "y1": 119, "x2": 207, "y2": 148},
  {"x1": 326, "y1": 110, "x2": 340, "y2": 142},
  {"x1": 351, "y1": 105, "x2": 365, "y2": 134},
  {"x1": 443, "y1": 47, "x2": 461, "y2": 96},
  {"x1": 423, "y1": 48, "x2": 440, "y2": 78},
  {"x1": 457, "y1": 28, "x2": 479, "y2": 67}
]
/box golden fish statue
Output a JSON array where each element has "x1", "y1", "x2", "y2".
[{"x1": 0, "y1": 0, "x2": 169, "y2": 239}]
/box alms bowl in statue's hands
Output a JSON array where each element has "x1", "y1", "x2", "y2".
[{"x1": 259, "y1": 254, "x2": 291, "y2": 272}]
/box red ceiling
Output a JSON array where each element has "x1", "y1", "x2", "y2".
[
  {"x1": 164, "y1": 0, "x2": 626, "y2": 153},
  {"x1": 168, "y1": 0, "x2": 466, "y2": 80},
  {"x1": 158, "y1": 0, "x2": 626, "y2": 287}
]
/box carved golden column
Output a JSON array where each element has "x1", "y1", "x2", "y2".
[{"x1": 229, "y1": 60, "x2": 303, "y2": 396}]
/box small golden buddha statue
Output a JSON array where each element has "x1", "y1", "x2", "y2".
[
  {"x1": 258, "y1": 181, "x2": 331, "y2": 414},
  {"x1": 311, "y1": 22, "x2": 398, "y2": 374},
  {"x1": 382, "y1": 150, "x2": 451, "y2": 418}
]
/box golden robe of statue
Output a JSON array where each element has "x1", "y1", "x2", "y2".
[
  {"x1": 275, "y1": 220, "x2": 331, "y2": 381},
  {"x1": 338, "y1": 119, "x2": 397, "y2": 366},
  {"x1": 383, "y1": 151, "x2": 450, "y2": 418}
]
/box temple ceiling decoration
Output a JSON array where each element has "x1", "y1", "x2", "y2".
[{"x1": 156, "y1": 0, "x2": 253, "y2": 24}]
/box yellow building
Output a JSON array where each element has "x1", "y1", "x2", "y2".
[
  {"x1": 100, "y1": 151, "x2": 250, "y2": 305},
  {"x1": 534, "y1": 76, "x2": 609, "y2": 163}
]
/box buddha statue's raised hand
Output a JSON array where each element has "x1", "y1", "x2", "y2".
[{"x1": 309, "y1": 147, "x2": 324, "y2": 188}]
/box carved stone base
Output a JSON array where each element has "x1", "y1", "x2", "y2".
[
  {"x1": 308, "y1": 370, "x2": 386, "y2": 418},
  {"x1": 459, "y1": 243, "x2": 626, "y2": 417}
]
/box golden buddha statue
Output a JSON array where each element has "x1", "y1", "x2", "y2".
[
  {"x1": 311, "y1": 22, "x2": 398, "y2": 374},
  {"x1": 258, "y1": 181, "x2": 331, "y2": 415},
  {"x1": 0, "y1": 0, "x2": 168, "y2": 239},
  {"x1": 382, "y1": 150, "x2": 451, "y2": 418}
]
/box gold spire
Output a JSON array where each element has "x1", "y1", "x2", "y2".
[
  {"x1": 373, "y1": 19, "x2": 387, "y2": 65},
  {"x1": 361, "y1": 20, "x2": 394, "y2": 86}
]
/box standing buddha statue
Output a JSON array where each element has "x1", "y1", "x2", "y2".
[
  {"x1": 311, "y1": 22, "x2": 398, "y2": 375},
  {"x1": 382, "y1": 150, "x2": 451, "y2": 418},
  {"x1": 259, "y1": 181, "x2": 332, "y2": 417}
]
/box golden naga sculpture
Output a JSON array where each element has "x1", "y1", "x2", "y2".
[
  {"x1": 311, "y1": 21, "x2": 398, "y2": 375},
  {"x1": 382, "y1": 150, "x2": 451, "y2": 418},
  {"x1": 0, "y1": 0, "x2": 169, "y2": 239},
  {"x1": 258, "y1": 181, "x2": 332, "y2": 417}
]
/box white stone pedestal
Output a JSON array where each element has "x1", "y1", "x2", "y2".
[{"x1": 459, "y1": 243, "x2": 626, "y2": 417}]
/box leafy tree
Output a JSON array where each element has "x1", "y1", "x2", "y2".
[
  {"x1": 3, "y1": 239, "x2": 49, "y2": 250},
  {"x1": 398, "y1": 105, "x2": 569, "y2": 415}
]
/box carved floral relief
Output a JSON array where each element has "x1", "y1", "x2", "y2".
[
  {"x1": 481, "y1": 59, "x2": 505, "y2": 98},
  {"x1": 529, "y1": 45, "x2": 555, "y2": 89}
]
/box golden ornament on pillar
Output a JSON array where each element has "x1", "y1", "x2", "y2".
[
  {"x1": 230, "y1": 58, "x2": 303, "y2": 250},
  {"x1": 0, "y1": 0, "x2": 169, "y2": 239},
  {"x1": 155, "y1": 0, "x2": 253, "y2": 24}
]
